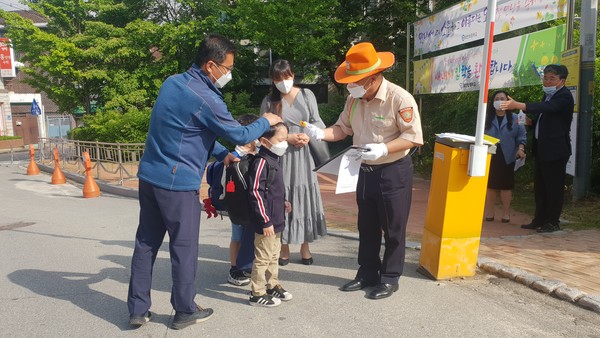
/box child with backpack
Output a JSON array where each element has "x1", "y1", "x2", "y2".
[
  {"x1": 248, "y1": 122, "x2": 293, "y2": 307},
  {"x1": 205, "y1": 114, "x2": 260, "y2": 287}
]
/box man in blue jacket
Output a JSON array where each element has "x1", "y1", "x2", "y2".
[
  {"x1": 127, "y1": 34, "x2": 282, "y2": 330},
  {"x1": 502, "y1": 64, "x2": 574, "y2": 233}
]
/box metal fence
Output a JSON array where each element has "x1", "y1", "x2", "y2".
[{"x1": 38, "y1": 138, "x2": 145, "y2": 186}]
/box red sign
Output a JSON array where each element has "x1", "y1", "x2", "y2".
[{"x1": 0, "y1": 38, "x2": 16, "y2": 78}]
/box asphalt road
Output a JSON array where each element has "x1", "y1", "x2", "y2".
[
  {"x1": 0, "y1": 149, "x2": 29, "y2": 163},
  {"x1": 1, "y1": 162, "x2": 599, "y2": 337}
]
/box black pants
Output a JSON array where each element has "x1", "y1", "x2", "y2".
[
  {"x1": 533, "y1": 157, "x2": 568, "y2": 226},
  {"x1": 127, "y1": 180, "x2": 201, "y2": 315},
  {"x1": 355, "y1": 156, "x2": 413, "y2": 285}
]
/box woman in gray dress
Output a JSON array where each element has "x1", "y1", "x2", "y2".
[{"x1": 260, "y1": 59, "x2": 327, "y2": 265}]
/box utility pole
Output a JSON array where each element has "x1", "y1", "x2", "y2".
[{"x1": 573, "y1": 0, "x2": 597, "y2": 199}]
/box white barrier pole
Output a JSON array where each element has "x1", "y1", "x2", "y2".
[{"x1": 468, "y1": 0, "x2": 498, "y2": 177}]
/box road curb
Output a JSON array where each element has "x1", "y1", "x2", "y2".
[
  {"x1": 37, "y1": 164, "x2": 138, "y2": 199},
  {"x1": 477, "y1": 257, "x2": 600, "y2": 314},
  {"x1": 327, "y1": 229, "x2": 421, "y2": 250}
]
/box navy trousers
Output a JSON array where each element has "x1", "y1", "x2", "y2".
[
  {"x1": 355, "y1": 156, "x2": 413, "y2": 285},
  {"x1": 236, "y1": 224, "x2": 256, "y2": 272},
  {"x1": 127, "y1": 179, "x2": 201, "y2": 315}
]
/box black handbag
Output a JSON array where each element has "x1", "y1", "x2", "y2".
[{"x1": 301, "y1": 88, "x2": 331, "y2": 167}]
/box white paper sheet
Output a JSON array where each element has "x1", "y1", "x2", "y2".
[
  {"x1": 437, "y1": 132, "x2": 497, "y2": 146},
  {"x1": 334, "y1": 149, "x2": 363, "y2": 194},
  {"x1": 314, "y1": 147, "x2": 364, "y2": 194},
  {"x1": 514, "y1": 157, "x2": 526, "y2": 171}
]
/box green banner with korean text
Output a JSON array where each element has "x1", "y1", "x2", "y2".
[{"x1": 413, "y1": 25, "x2": 566, "y2": 94}]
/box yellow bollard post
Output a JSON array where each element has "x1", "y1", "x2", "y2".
[
  {"x1": 418, "y1": 137, "x2": 492, "y2": 280},
  {"x1": 26, "y1": 144, "x2": 40, "y2": 175},
  {"x1": 82, "y1": 151, "x2": 101, "y2": 198},
  {"x1": 51, "y1": 147, "x2": 67, "y2": 184}
]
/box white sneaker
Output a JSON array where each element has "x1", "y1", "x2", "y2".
[
  {"x1": 228, "y1": 269, "x2": 250, "y2": 286},
  {"x1": 267, "y1": 285, "x2": 293, "y2": 301},
  {"x1": 249, "y1": 294, "x2": 282, "y2": 307}
]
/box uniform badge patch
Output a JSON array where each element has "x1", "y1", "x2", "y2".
[{"x1": 399, "y1": 107, "x2": 413, "y2": 122}]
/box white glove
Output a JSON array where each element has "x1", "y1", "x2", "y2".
[
  {"x1": 360, "y1": 143, "x2": 388, "y2": 161},
  {"x1": 301, "y1": 121, "x2": 325, "y2": 141}
]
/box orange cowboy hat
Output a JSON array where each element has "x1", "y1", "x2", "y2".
[{"x1": 334, "y1": 42, "x2": 395, "y2": 84}]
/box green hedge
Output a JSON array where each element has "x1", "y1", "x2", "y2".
[
  {"x1": 69, "y1": 108, "x2": 151, "y2": 143},
  {"x1": 0, "y1": 136, "x2": 22, "y2": 141}
]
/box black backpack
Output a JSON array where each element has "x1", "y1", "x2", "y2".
[{"x1": 225, "y1": 154, "x2": 276, "y2": 226}]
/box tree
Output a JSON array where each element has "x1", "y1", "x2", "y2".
[
  {"x1": 230, "y1": 0, "x2": 341, "y2": 81},
  {"x1": 0, "y1": 0, "x2": 225, "y2": 115},
  {"x1": 1, "y1": 3, "x2": 163, "y2": 114}
]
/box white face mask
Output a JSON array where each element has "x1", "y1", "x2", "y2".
[
  {"x1": 542, "y1": 86, "x2": 557, "y2": 96},
  {"x1": 347, "y1": 83, "x2": 367, "y2": 99},
  {"x1": 235, "y1": 145, "x2": 249, "y2": 157},
  {"x1": 269, "y1": 141, "x2": 288, "y2": 157},
  {"x1": 493, "y1": 101, "x2": 504, "y2": 110},
  {"x1": 215, "y1": 71, "x2": 232, "y2": 88},
  {"x1": 212, "y1": 63, "x2": 232, "y2": 88},
  {"x1": 275, "y1": 79, "x2": 294, "y2": 94}
]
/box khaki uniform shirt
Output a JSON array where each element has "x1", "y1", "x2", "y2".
[{"x1": 334, "y1": 78, "x2": 424, "y2": 165}]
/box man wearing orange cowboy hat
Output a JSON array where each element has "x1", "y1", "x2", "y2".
[{"x1": 304, "y1": 42, "x2": 423, "y2": 300}]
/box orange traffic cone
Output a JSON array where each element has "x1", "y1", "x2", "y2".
[
  {"x1": 26, "y1": 144, "x2": 40, "y2": 175},
  {"x1": 51, "y1": 147, "x2": 66, "y2": 184},
  {"x1": 82, "y1": 151, "x2": 100, "y2": 198}
]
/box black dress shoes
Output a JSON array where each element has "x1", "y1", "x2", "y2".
[
  {"x1": 367, "y1": 283, "x2": 399, "y2": 300},
  {"x1": 521, "y1": 222, "x2": 541, "y2": 230},
  {"x1": 301, "y1": 257, "x2": 314, "y2": 265},
  {"x1": 340, "y1": 278, "x2": 377, "y2": 292},
  {"x1": 537, "y1": 222, "x2": 560, "y2": 233}
]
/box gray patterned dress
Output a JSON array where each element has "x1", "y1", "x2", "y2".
[{"x1": 260, "y1": 88, "x2": 327, "y2": 244}]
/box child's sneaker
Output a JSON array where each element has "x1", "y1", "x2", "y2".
[
  {"x1": 228, "y1": 269, "x2": 250, "y2": 286},
  {"x1": 249, "y1": 294, "x2": 282, "y2": 307},
  {"x1": 267, "y1": 284, "x2": 293, "y2": 301}
]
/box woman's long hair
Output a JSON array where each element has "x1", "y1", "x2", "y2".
[
  {"x1": 267, "y1": 59, "x2": 294, "y2": 116},
  {"x1": 485, "y1": 90, "x2": 514, "y2": 131}
]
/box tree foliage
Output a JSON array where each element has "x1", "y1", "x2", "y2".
[
  {"x1": 1, "y1": 0, "x2": 436, "y2": 118},
  {"x1": 69, "y1": 108, "x2": 151, "y2": 143},
  {"x1": 230, "y1": 0, "x2": 340, "y2": 80},
  {"x1": 0, "y1": 0, "x2": 226, "y2": 116}
]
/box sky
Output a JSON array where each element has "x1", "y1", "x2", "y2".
[{"x1": 0, "y1": 0, "x2": 30, "y2": 11}]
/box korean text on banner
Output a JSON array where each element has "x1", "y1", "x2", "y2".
[
  {"x1": 0, "y1": 38, "x2": 16, "y2": 78},
  {"x1": 416, "y1": 25, "x2": 566, "y2": 94},
  {"x1": 414, "y1": 0, "x2": 567, "y2": 56}
]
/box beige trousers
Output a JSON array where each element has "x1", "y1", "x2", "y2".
[{"x1": 251, "y1": 233, "x2": 281, "y2": 296}]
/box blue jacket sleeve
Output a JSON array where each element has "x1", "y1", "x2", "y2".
[
  {"x1": 198, "y1": 95, "x2": 270, "y2": 145},
  {"x1": 516, "y1": 124, "x2": 527, "y2": 146},
  {"x1": 247, "y1": 157, "x2": 272, "y2": 228},
  {"x1": 211, "y1": 141, "x2": 229, "y2": 161}
]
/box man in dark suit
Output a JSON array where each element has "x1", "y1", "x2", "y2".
[{"x1": 502, "y1": 64, "x2": 574, "y2": 233}]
